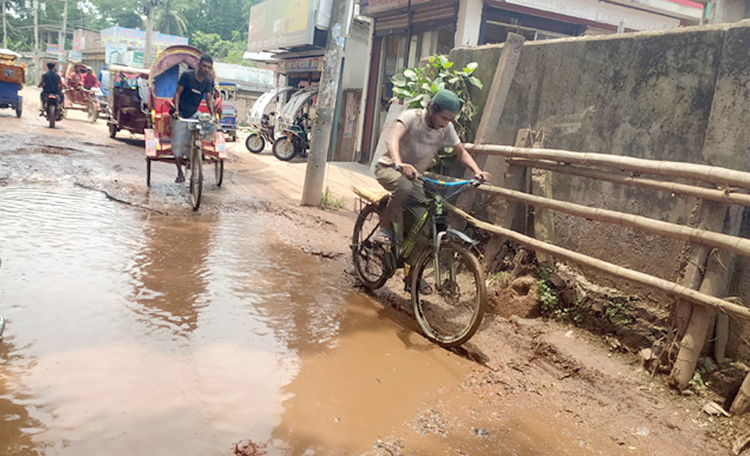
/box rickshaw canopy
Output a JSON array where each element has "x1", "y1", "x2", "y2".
[
  {"x1": 277, "y1": 88, "x2": 317, "y2": 132},
  {"x1": 148, "y1": 45, "x2": 203, "y2": 100},
  {"x1": 0, "y1": 49, "x2": 21, "y2": 61},
  {"x1": 249, "y1": 86, "x2": 293, "y2": 125},
  {"x1": 109, "y1": 64, "x2": 150, "y2": 79}
]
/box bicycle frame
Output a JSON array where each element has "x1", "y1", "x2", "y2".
[{"x1": 392, "y1": 176, "x2": 479, "y2": 291}]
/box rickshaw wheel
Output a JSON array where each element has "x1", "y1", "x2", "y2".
[
  {"x1": 245, "y1": 133, "x2": 264, "y2": 153},
  {"x1": 146, "y1": 159, "x2": 152, "y2": 187},
  {"x1": 88, "y1": 103, "x2": 97, "y2": 123},
  {"x1": 109, "y1": 123, "x2": 118, "y2": 138},
  {"x1": 15, "y1": 103, "x2": 21, "y2": 118},
  {"x1": 272, "y1": 137, "x2": 297, "y2": 161},
  {"x1": 215, "y1": 161, "x2": 224, "y2": 187},
  {"x1": 189, "y1": 149, "x2": 203, "y2": 211}
]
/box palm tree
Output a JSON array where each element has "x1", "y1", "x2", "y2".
[{"x1": 154, "y1": 0, "x2": 188, "y2": 37}]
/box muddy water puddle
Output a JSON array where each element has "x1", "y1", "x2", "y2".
[{"x1": 0, "y1": 183, "x2": 591, "y2": 456}]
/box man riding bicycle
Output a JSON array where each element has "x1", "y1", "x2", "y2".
[
  {"x1": 172, "y1": 54, "x2": 216, "y2": 183},
  {"x1": 371, "y1": 89, "x2": 490, "y2": 278}
]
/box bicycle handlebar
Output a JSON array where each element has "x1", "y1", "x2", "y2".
[{"x1": 392, "y1": 165, "x2": 484, "y2": 187}]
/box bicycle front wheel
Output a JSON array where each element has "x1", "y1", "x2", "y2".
[
  {"x1": 189, "y1": 145, "x2": 203, "y2": 210},
  {"x1": 411, "y1": 240, "x2": 486, "y2": 347}
]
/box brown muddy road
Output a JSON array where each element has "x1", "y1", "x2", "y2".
[
  {"x1": 0, "y1": 91, "x2": 571, "y2": 456},
  {"x1": 0, "y1": 90, "x2": 729, "y2": 456}
]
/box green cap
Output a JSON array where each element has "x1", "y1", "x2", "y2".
[{"x1": 431, "y1": 89, "x2": 461, "y2": 114}]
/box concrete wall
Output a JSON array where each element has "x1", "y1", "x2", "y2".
[{"x1": 449, "y1": 20, "x2": 750, "y2": 357}]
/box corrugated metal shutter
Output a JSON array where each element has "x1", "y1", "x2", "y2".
[
  {"x1": 374, "y1": 0, "x2": 458, "y2": 35},
  {"x1": 413, "y1": 1, "x2": 458, "y2": 23}
]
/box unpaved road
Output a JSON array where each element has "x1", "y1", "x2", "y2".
[{"x1": 0, "y1": 88, "x2": 737, "y2": 456}]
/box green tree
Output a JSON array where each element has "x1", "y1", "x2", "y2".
[{"x1": 154, "y1": 0, "x2": 188, "y2": 36}]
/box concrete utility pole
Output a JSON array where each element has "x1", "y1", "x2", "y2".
[
  {"x1": 301, "y1": 0, "x2": 353, "y2": 206},
  {"x1": 58, "y1": 0, "x2": 68, "y2": 51},
  {"x1": 3, "y1": 1, "x2": 7, "y2": 49},
  {"x1": 144, "y1": 0, "x2": 158, "y2": 67},
  {"x1": 33, "y1": 1, "x2": 40, "y2": 84}
]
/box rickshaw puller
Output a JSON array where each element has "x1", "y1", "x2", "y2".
[{"x1": 171, "y1": 55, "x2": 216, "y2": 183}]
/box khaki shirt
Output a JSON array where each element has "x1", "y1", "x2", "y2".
[{"x1": 375, "y1": 108, "x2": 460, "y2": 174}]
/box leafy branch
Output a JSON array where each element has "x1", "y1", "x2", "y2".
[{"x1": 390, "y1": 55, "x2": 483, "y2": 142}]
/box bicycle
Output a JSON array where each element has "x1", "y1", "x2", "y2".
[
  {"x1": 179, "y1": 113, "x2": 215, "y2": 210},
  {"x1": 351, "y1": 172, "x2": 487, "y2": 347}
]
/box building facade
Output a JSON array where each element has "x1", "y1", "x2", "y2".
[
  {"x1": 246, "y1": 0, "x2": 371, "y2": 162},
  {"x1": 356, "y1": 0, "x2": 705, "y2": 163}
]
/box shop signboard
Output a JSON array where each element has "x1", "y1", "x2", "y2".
[
  {"x1": 359, "y1": 0, "x2": 431, "y2": 16},
  {"x1": 503, "y1": 0, "x2": 681, "y2": 30},
  {"x1": 105, "y1": 44, "x2": 128, "y2": 65},
  {"x1": 67, "y1": 50, "x2": 83, "y2": 62},
  {"x1": 277, "y1": 56, "x2": 323, "y2": 74},
  {"x1": 124, "y1": 50, "x2": 145, "y2": 68},
  {"x1": 247, "y1": 0, "x2": 317, "y2": 52},
  {"x1": 101, "y1": 26, "x2": 188, "y2": 51}
]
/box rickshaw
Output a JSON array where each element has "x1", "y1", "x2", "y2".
[
  {"x1": 144, "y1": 45, "x2": 226, "y2": 211},
  {"x1": 272, "y1": 87, "x2": 317, "y2": 161},
  {"x1": 218, "y1": 81, "x2": 237, "y2": 141},
  {"x1": 0, "y1": 49, "x2": 23, "y2": 117},
  {"x1": 245, "y1": 86, "x2": 293, "y2": 153},
  {"x1": 63, "y1": 61, "x2": 99, "y2": 123},
  {"x1": 107, "y1": 64, "x2": 150, "y2": 139}
]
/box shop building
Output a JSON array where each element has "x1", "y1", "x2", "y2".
[
  {"x1": 357, "y1": 0, "x2": 704, "y2": 163},
  {"x1": 246, "y1": 0, "x2": 370, "y2": 162}
]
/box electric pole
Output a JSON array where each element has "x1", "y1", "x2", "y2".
[
  {"x1": 144, "y1": 1, "x2": 159, "y2": 67},
  {"x1": 301, "y1": 0, "x2": 353, "y2": 206},
  {"x1": 2, "y1": 1, "x2": 7, "y2": 49},
  {"x1": 33, "y1": 1, "x2": 40, "y2": 85},
  {"x1": 59, "y1": 0, "x2": 68, "y2": 52}
]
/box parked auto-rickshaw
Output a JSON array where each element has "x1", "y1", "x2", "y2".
[
  {"x1": 272, "y1": 87, "x2": 317, "y2": 161},
  {"x1": 0, "y1": 48, "x2": 23, "y2": 118},
  {"x1": 63, "y1": 61, "x2": 99, "y2": 123},
  {"x1": 245, "y1": 86, "x2": 293, "y2": 154},
  {"x1": 107, "y1": 64, "x2": 150, "y2": 139},
  {"x1": 218, "y1": 82, "x2": 238, "y2": 141}
]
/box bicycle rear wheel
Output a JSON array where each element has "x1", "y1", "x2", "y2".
[
  {"x1": 411, "y1": 240, "x2": 486, "y2": 347},
  {"x1": 352, "y1": 203, "x2": 391, "y2": 290}
]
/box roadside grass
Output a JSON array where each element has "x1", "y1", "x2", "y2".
[{"x1": 320, "y1": 186, "x2": 345, "y2": 211}]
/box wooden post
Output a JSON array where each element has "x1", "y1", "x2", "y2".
[
  {"x1": 482, "y1": 129, "x2": 531, "y2": 269},
  {"x1": 670, "y1": 249, "x2": 729, "y2": 391},
  {"x1": 451, "y1": 33, "x2": 525, "y2": 265}
]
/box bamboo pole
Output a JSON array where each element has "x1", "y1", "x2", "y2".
[
  {"x1": 670, "y1": 249, "x2": 727, "y2": 390},
  {"x1": 466, "y1": 144, "x2": 750, "y2": 191},
  {"x1": 731, "y1": 372, "x2": 750, "y2": 415},
  {"x1": 509, "y1": 159, "x2": 750, "y2": 208},
  {"x1": 446, "y1": 203, "x2": 750, "y2": 321},
  {"x1": 715, "y1": 313, "x2": 729, "y2": 363},
  {"x1": 475, "y1": 183, "x2": 750, "y2": 259}
]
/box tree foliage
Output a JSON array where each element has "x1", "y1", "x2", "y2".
[
  {"x1": 391, "y1": 55, "x2": 483, "y2": 142},
  {"x1": 2, "y1": 0, "x2": 262, "y2": 63}
]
